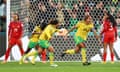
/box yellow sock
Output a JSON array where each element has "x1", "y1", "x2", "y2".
[
  {"x1": 81, "y1": 48, "x2": 87, "y2": 63},
  {"x1": 49, "y1": 52, "x2": 54, "y2": 65},
  {"x1": 65, "y1": 49, "x2": 75, "y2": 54},
  {"x1": 25, "y1": 51, "x2": 38, "y2": 58},
  {"x1": 19, "y1": 51, "x2": 38, "y2": 64},
  {"x1": 31, "y1": 54, "x2": 38, "y2": 64}
]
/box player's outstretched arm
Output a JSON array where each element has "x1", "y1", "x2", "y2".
[
  {"x1": 61, "y1": 26, "x2": 76, "y2": 39},
  {"x1": 55, "y1": 26, "x2": 76, "y2": 37},
  {"x1": 32, "y1": 32, "x2": 42, "y2": 35},
  {"x1": 92, "y1": 28, "x2": 99, "y2": 39},
  {"x1": 92, "y1": 28, "x2": 102, "y2": 45},
  {"x1": 66, "y1": 26, "x2": 77, "y2": 35}
]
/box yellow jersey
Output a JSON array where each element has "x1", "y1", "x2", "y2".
[
  {"x1": 39, "y1": 24, "x2": 58, "y2": 40},
  {"x1": 75, "y1": 20, "x2": 94, "y2": 40},
  {"x1": 30, "y1": 26, "x2": 41, "y2": 42}
]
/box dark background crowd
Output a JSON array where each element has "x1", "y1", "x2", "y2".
[
  {"x1": 0, "y1": 0, "x2": 6, "y2": 32},
  {"x1": 10, "y1": 0, "x2": 120, "y2": 34}
]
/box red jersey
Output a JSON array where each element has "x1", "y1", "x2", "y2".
[
  {"x1": 101, "y1": 19, "x2": 117, "y2": 43},
  {"x1": 9, "y1": 21, "x2": 23, "y2": 39},
  {"x1": 101, "y1": 19, "x2": 117, "y2": 37}
]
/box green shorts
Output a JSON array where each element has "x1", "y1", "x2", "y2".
[
  {"x1": 38, "y1": 40, "x2": 51, "y2": 49},
  {"x1": 28, "y1": 41, "x2": 38, "y2": 49},
  {"x1": 74, "y1": 35, "x2": 85, "y2": 45}
]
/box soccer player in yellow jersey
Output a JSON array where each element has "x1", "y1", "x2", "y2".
[
  {"x1": 61, "y1": 14, "x2": 99, "y2": 66},
  {"x1": 37, "y1": 19, "x2": 62, "y2": 67},
  {"x1": 19, "y1": 25, "x2": 42, "y2": 64},
  {"x1": 27, "y1": 26, "x2": 42, "y2": 53},
  {"x1": 20, "y1": 24, "x2": 48, "y2": 64},
  {"x1": 31, "y1": 19, "x2": 62, "y2": 67}
]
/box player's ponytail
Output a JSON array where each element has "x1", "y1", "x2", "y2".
[
  {"x1": 40, "y1": 22, "x2": 48, "y2": 30},
  {"x1": 49, "y1": 19, "x2": 59, "y2": 25},
  {"x1": 106, "y1": 12, "x2": 117, "y2": 27}
]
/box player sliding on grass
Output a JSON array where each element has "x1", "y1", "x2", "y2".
[
  {"x1": 19, "y1": 23, "x2": 47, "y2": 64},
  {"x1": 2, "y1": 13, "x2": 24, "y2": 64},
  {"x1": 61, "y1": 14, "x2": 99, "y2": 66}
]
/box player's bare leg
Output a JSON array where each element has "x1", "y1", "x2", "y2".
[
  {"x1": 18, "y1": 40, "x2": 25, "y2": 64},
  {"x1": 109, "y1": 42, "x2": 114, "y2": 64},
  {"x1": 61, "y1": 46, "x2": 79, "y2": 57},
  {"x1": 17, "y1": 40, "x2": 24, "y2": 56},
  {"x1": 78, "y1": 43, "x2": 91, "y2": 66},
  {"x1": 1, "y1": 44, "x2": 13, "y2": 64},
  {"x1": 29, "y1": 46, "x2": 43, "y2": 65},
  {"x1": 102, "y1": 43, "x2": 107, "y2": 64},
  {"x1": 61, "y1": 43, "x2": 91, "y2": 66},
  {"x1": 19, "y1": 48, "x2": 32, "y2": 64},
  {"x1": 48, "y1": 46, "x2": 58, "y2": 67}
]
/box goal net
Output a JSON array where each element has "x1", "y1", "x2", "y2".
[{"x1": 10, "y1": 0, "x2": 120, "y2": 61}]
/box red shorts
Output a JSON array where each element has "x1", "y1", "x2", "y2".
[
  {"x1": 9, "y1": 38, "x2": 22, "y2": 46},
  {"x1": 103, "y1": 32, "x2": 115, "y2": 43}
]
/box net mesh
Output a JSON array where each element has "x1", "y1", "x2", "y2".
[{"x1": 10, "y1": 0, "x2": 120, "y2": 61}]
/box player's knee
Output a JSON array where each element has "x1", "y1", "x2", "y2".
[
  {"x1": 79, "y1": 43, "x2": 86, "y2": 48},
  {"x1": 48, "y1": 48, "x2": 54, "y2": 52}
]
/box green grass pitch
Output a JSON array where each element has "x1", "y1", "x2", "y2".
[{"x1": 0, "y1": 62, "x2": 120, "y2": 72}]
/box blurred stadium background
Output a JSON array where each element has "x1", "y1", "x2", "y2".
[
  {"x1": 0, "y1": 0, "x2": 6, "y2": 59},
  {"x1": 0, "y1": 0, "x2": 120, "y2": 72},
  {"x1": 7, "y1": 0, "x2": 120, "y2": 62}
]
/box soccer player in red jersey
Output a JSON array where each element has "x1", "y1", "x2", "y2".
[
  {"x1": 100, "y1": 11, "x2": 117, "y2": 64},
  {"x1": 2, "y1": 13, "x2": 24, "y2": 64}
]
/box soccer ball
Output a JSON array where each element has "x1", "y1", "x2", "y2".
[{"x1": 55, "y1": 28, "x2": 68, "y2": 36}]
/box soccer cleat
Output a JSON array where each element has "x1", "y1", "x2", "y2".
[
  {"x1": 19, "y1": 56, "x2": 25, "y2": 64},
  {"x1": 111, "y1": 61, "x2": 114, "y2": 64},
  {"x1": 31, "y1": 56, "x2": 36, "y2": 65},
  {"x1": 50, "y1": 64, "x2": 58, "y2": 67},
  {"x1": 19, "y1": 58, "x2": 23, "y2": 65},
  {"x1": 61, "y1": 52, "x2": 66, "y2": 57},
  {"x1": 82, "y1": 62, "x2": 91, "y2": 66},
  {"x1": 102, "y1": 61, "x2": 106, "y2": 64},
  {"x1": 31, "y1": 61, "x2": 35, "y2": 65},
  {"x1": 42, "y1": 60, "x2": 46, "y2": 64},
  {"x1": 1, "y1": 60, "x2": 7, "y2": 64},
  {"x1": 31, "y1": 60, "x2": 35, "y2": 65},
  {"x1": 24, "y1": 60, "x2": 29, "y2": 64},
  {"x1": 19, "y1": 61, "x2": 22, "y2": 65},
  {"x1": 19, "y1": 60, "x2": 28, "y2": 64}
]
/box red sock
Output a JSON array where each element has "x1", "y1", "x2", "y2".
[
  {"x1": 103, "y1": 52, "x2": 107, "y2": 62},
  {"x1": 41, "y1": 50, "x2": 46, "y2": 61},
  {"x1": 111, "y1": 52, "x2": 114, "y2": 61},
  {"x1": 5, "y1": 48, "x2": 12, "y2": 61},
  {"x1": 19, "y1": 48, "x2": 24, "y2": 56}
]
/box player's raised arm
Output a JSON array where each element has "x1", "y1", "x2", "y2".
[
  {"x1": 32, "y1": 31, "x2": 42, "y2": 35},
  {"x1": 32, "y1": 26, "x2": 42, "y2": 35},
  {"x1": 66, "y1": 20, "x2": 81, "y2": 35}
]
